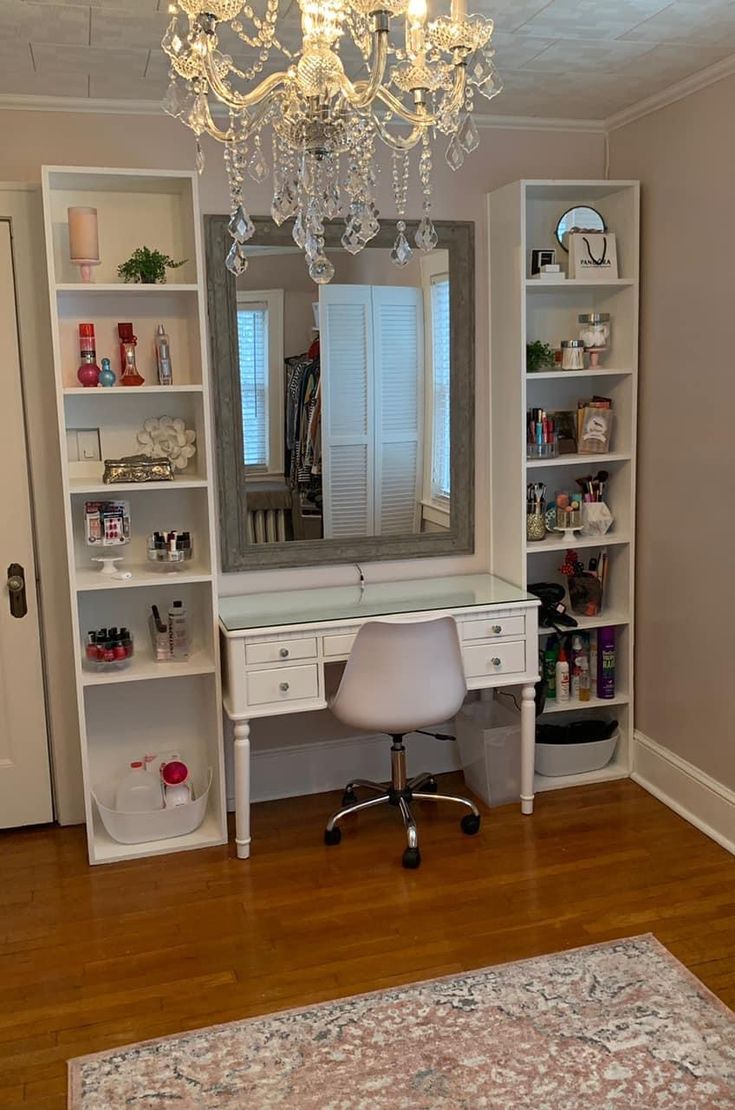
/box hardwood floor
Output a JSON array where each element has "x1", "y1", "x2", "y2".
[{"x1": 1, "y1": 777, "x2": 734, "y2": 1108}]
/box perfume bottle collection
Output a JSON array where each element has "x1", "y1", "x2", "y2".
[{"x1": 76, "y1": 321, "x2": 173, "y2": 387}]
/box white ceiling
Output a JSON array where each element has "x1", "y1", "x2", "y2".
[{"x1": 2, "y1": 0, "x2": 735, "y2": 120}]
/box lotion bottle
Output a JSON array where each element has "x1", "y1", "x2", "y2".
[
  {"x1": 555, "y1": 643, "x2": 570, "y2": 702},
  {"x1": 155, "y1": 324, "x2": 173, "y2": 385},
  {"x1": 167, "y1": 599, "x2": 190, "y2": 660}
]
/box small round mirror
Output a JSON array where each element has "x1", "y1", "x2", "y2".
[{"x1": 555, "y1": 206, "x2": 606, "y2": 252}]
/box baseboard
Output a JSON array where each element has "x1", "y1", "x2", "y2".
[
  {"x1": 227, "y1": 731, "x2": 462, "y2": 807},
  {"x1": 632, "y1": 731, "x2": 735, "y2": 856}
]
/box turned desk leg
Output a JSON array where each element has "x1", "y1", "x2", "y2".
[
  {"x1": 520, "y1": 683, "x2": 536, "y2": 816},
  {"x1": 233, "y1": 720, "x2": 251, "y2": 859}
]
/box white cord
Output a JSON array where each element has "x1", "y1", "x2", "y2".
[
  {"x1": 355, "y1": 562, "x2": 366, "y2": 591},
  {"x1": 604, "y1": 131, "x2": 610, "y2": 180}
]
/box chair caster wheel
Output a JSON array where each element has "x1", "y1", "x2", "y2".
[
  {"x1": 424, "y1": 779, "x2": 438, "y2": 794},
  {"x1": 402, "y1": 847, "x2": 421, "y2": 869},
  {"x1": 342, "y1": 789, "x2": 357, "y2": 806},
  {"x1": 461, "y1": 813, "x2": 481, "y2": 836},
  {"x1": 324, "y1": 827, "x2": 342, "y2": 846}
]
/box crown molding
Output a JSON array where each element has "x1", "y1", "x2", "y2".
[
  {"x1": 0, "y1": 91, "x2": 606, "y2": 132},
  {"x1": 606, "y1": 51, "x2": 735, "y2": 132}
]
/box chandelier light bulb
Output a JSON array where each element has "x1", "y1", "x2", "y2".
[{"x1": 161, "y1": 0, "x2": 499, "y2": 283}]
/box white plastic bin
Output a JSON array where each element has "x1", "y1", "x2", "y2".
[
  {"x1": 93, "y1": 769, "x2": 212, "y2": 844},
  {"x1": 456, "y1": 698, "x2": 521, "y2": 807}
]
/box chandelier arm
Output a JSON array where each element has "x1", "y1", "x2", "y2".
[
  {"x1": 442, "y1": 60, "x2": 467, "y2": 115},
  {"x1": 202, "y1": 52, "x2": 289, "y2": 112},
  {"x1": 370, "y1": 115, "x2": 425, "y2": 150},
  {"x1": 371, "y1": 85, "x2": 432, "y2": 126},
  {"x1": 339, "y1": 29, "x2": 389, "y2": 110}
]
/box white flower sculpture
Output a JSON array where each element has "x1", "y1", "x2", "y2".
[{"x1": 136, "y1": 416, "x2": 196, "y2": 471}]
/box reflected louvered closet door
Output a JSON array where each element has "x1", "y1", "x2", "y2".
[
  {"x1": 372, "y1": 287, "x2": 423, "y2": 535},
  {"x1": 320, "y1": 285, "x2": 374, "y2": 538}
]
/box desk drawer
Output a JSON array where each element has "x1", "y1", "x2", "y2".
[
  {"x1": 323, "y1": 632, "x2": 356, "y2": 658},
  {"x1": 246, "y1": 637, "x2": 317, "y2": 665},
  {"x1": 463, "y1": 639, "x2": 525, "y2": 679},
  {"x1": 461, "y1": 615, "x2": 525, "y2": 642},
  {"x1": 247, "y1": 664, "x2": 319, "y2": 706}
]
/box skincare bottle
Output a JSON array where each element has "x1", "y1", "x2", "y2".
[
  {"x1": 555, "y1": 643, "x2": 570, "y2": 702},
  {"x1": 578, "y1": 657, "x2": 591, "y2": 702},
  {"x1": 570, "y1": 634, "x2": 584, "y2": 700},
  {"x1": 155, "y1": 324, "x2": 173, "y2": 385},
  {"x1": 167, "y1": 599, "x2": 190, "y2": 660}
]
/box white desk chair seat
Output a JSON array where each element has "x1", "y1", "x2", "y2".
[{"x1": 325, "y1": 616, "x2": 481, "y2": 869}]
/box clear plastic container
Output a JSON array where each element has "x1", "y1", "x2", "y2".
[
  {"x1": 114, "y1": 761, "x2": 163, "y2": 813},
  {"x1": 456, "y1": 698, "x2": 521, "y2": 807}
]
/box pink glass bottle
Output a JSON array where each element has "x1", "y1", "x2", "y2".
[
  {"x1": 77, "y1": 323, "x2": 100, "y2": 387},
  {"x1": 118, "y1": 322, "x2": 144, "y2": 386}
]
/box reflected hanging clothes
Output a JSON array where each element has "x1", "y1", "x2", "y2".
[{"x1": 284, "y1": 335, "x2": 322, "y2": 517}]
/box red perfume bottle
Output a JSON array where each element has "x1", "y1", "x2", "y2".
[
  {"x1": 77, "y1": 323, "x2": 100, "y2": 387},
  {"x1": 118, "y1": 322, "x2": 144, "y2": 386}
]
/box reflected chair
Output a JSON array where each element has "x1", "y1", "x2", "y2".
[{"x1": 324, "y1": 616, "x2": 481, "y2": 869}]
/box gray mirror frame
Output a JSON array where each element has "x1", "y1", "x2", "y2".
[{"x1": 205, "y1": 214, "x2": 475, "y2": 572}]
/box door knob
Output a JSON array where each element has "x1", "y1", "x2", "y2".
[{"x1": 7, "y1": 563, "x2": 27, "y2": 619}]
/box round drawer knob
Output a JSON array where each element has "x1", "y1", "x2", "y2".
[
  {"x1": 279, "y1": 648, "x2": 289, "y2": 658},
  {"x1": 492, "y1": 625, "x2": 502, "y2": 634},
  {"x1": 491, "y1": 657, "x2": 501, "y2": 667},
  {"x1": 279, "y1": 681, "x2": 290, "y2": 692}
]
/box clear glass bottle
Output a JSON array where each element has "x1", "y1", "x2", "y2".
[{"x1": 118, "y1": 322, "x2": 144, "y2": 386}]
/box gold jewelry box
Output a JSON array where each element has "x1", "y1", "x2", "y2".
[{"x1": 103, "y1": 454, "x2": 175, "y2": 484}]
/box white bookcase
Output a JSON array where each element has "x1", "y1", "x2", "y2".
[
  {"x1": 41, "y1": 167, "x2": 227, "y2": 864},
  {"x1": 488, "y1": 179, "x2": 639, "y2": 795}
]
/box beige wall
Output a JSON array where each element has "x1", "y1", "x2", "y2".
[
  {"x1": 609, "y1": 78, "x2": 735, "y2": 790},
  {"x1": 0, "y1": 107, "x2": 605, "y2": 821}
]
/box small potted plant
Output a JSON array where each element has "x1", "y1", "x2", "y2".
[
  {"x1": 526, "y1": 340, "x2": 556, "y2": 374},
  {"x1": 117, "y1": 247, "x2": 187, "y2": 285}
]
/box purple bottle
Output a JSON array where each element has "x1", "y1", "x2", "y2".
[{"x1": 597, "y1": 627, "x2": 616, "y2": 699}]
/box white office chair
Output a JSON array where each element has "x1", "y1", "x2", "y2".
[{"x1": 324, "y1": 616, "x2": 481, "y2": 869}]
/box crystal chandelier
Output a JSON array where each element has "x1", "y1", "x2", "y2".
[{"x1": 162, "y1": 0, "x2": 501, "y2": 282}]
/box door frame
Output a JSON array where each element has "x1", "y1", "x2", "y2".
[{"x1": 0, "y1": 185, "x2": 83, "y2": 825}]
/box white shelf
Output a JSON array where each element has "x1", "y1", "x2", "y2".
[
  {"x1": 527, "y1": 369, "x2": 634, "y2": 381},
  {"x1": 91, "y1": 810, "x2": 224, "y2": 864},
  {"x1": 540, "y1": 694, "x2": 629, "y2": 715},
  {"x1": 538, "y1": 611, "x2": 629, "y2": 636},
  {"x1": 81, "y1": 650, "x2": 216, "y2": 686},
  {"x1": 43, "y1": 165, "x2": 226, "y2": 865},
  {"x1": 527, "y1": 452, "x2": 631, "y2": 470},
  {"x1": 56, "y1": 283, "x2": 199, "y2": 294},
  {"x1": 527, "y1": 532, "x2": 629, "y2": 554},
  {"x1": 526, "y1": 278, "x2": 636, "y2": 290},
  {"x1": 64, "y1": 385, "x2": 203, "y2": 396},
  {"x1": 75, "y1": 565, "x2": 212, "y2": 591},
  {"x1": 534, "y1": 761, "x2": 629, "y2": 794},
  {"x1": 69, "y1": 476, "x2": 208, "y2": 494}
]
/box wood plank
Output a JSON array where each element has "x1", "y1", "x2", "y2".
[{"x1": 0, "y1": 778, "x2": 733, "y2": 1110}]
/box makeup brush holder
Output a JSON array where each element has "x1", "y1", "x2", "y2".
[
  {"x1": 568, "y1": 575, "x2": 603, "y2": 617},
  {"x1": 526, "y1": 512, "x2": 546, "y2": 542}
]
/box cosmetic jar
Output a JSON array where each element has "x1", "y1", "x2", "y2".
[
  {"x1": 561, "y1": 339, "x2": 585, "y2": 371},
  {"x1": 578, "y1": 313, "x2": 611, "y2": 367}
]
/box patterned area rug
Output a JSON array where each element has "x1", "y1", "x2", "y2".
[{"x1": 70, "y1": 935, "x2": 735, "y2": 1109}]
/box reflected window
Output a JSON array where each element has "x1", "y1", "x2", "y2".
[
  {"x1": 430, "y1": 275, "x2": 451, "y2": 501},
  {"x1": 237, "y1": 290, "x2": 284, "y2": 475}
]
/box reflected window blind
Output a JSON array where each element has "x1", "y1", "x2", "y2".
[
  {"x1": 430, "y1": 276, "x2": 450, "y2": 498},
  {"x1": 237, "y1": 305, "x2": 268, "y2": 467}
]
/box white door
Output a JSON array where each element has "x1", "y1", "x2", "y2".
[{"x1": 0, "y1": 220, "x2": 53, "y2": 828}]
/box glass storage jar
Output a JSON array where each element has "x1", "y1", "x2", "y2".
[
  {"x1": 578, "y1": 313, "x2": 611, "y2": 367},
  {"x1": 561, "y1": 339, "x2": 585, "y2": 371}
]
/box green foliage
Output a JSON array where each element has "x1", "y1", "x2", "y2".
[
  {"x1": 526, "y1": 340, "x2": 556, "y2": 374},
  {"x1": 117, "y1": 247, "x2": 187, "y2": 285}
]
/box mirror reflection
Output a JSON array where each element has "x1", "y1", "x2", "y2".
[
  {"x1": 555, "y1": 206, "x2": 606, "y2": 251},
  {"x1": 235, "y1": 246, "x2": 451, "y2": 544}
]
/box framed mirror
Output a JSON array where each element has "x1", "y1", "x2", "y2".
[
  {"x1": 205, "y1": 216, "x2": 475, "y2": 572},
  {"x1": 555, "y1": 206, "x2": 606, "y2": 251}
]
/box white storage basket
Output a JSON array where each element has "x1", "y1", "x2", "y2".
[
  {"x1": 93, "y1": 769, "x2": 212, "y2": 844},
  {"x1": 535, "y1": 731, "x2": 618, "y2": 777}
]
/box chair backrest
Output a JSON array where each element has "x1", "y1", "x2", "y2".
[{"x1": 330, "y1": 616, "x2": 467, "y2": 735}]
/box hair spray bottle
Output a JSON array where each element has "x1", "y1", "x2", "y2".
[{"x1": 597, "y1": 627, "x2": 616, "y2": 699}]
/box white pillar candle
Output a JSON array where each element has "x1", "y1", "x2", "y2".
[{"x1": 68, "y1": 207, "x2": 99, "y2": 263}]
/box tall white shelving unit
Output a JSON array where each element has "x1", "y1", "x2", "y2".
[
  {"x1": 41, "y1": 167, "x2": 227, "y2": 864},
  {"x1": 488, "y1": 179, "x2": 639, "y2": 796}
]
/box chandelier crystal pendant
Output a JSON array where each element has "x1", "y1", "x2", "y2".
[{"x1": 162, "y1": 0, "x2": 501, "y2": 282}]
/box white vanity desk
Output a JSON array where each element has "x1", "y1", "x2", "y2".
[{"x1": 219, "y1": 573, "x2": 540, "y2": 859}]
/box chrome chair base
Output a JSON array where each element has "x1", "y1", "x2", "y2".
[{"x1": 324, "y1": 736, "x2": 481, "y2": 869}]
